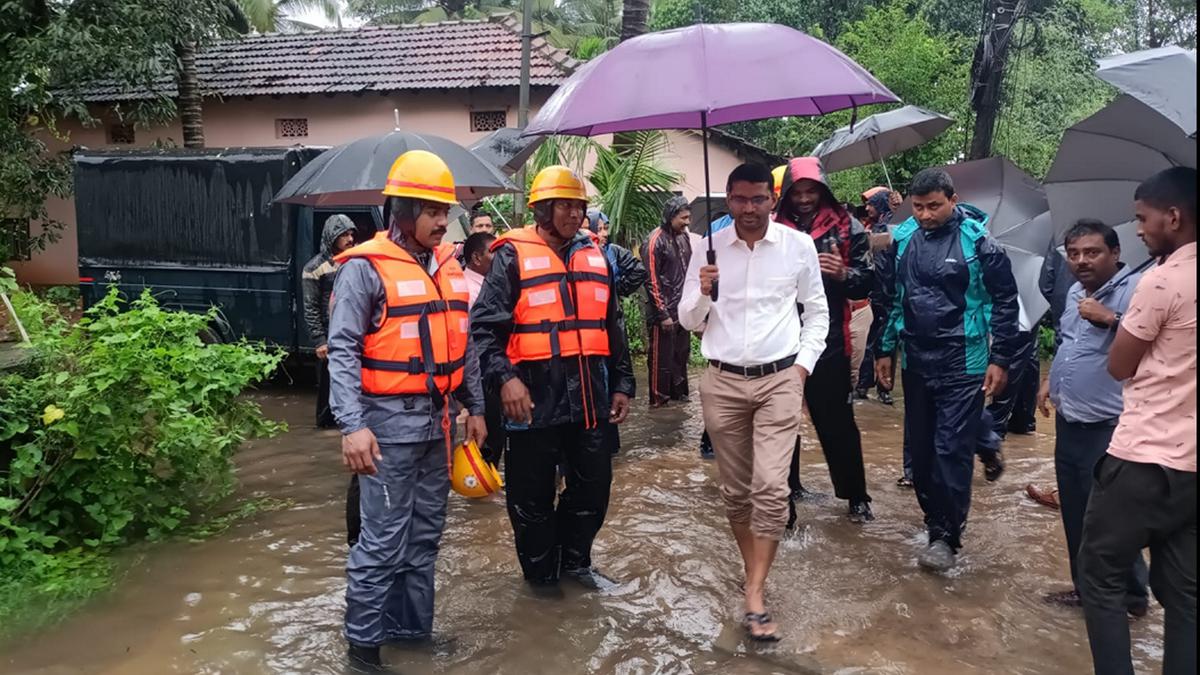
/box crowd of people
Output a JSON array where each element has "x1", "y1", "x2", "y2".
[{"x1": 299, "y1": 147, "x2": 1195, "y2": 674}]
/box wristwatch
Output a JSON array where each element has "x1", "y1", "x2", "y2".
[{"x1": 1109, "y1": 312, "x2": 1123, "y2": 330}]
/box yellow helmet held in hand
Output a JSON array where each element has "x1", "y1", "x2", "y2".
[
  {"x1": 382, "y1": 150, "x2": 458, "y2": 205},
  {"x1": 528, "y1": 165, "x2": 587, "y2": 206},
  {"x1": 771, "y1": 165, "x2": 787, "y2": 198},
  {"x1": 451, "y1": 440, "x2": 503, "y2": 499}
]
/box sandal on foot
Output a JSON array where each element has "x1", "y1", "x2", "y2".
[{"x1": 742, "y1": 612, "x2": 782, "y2": 642}]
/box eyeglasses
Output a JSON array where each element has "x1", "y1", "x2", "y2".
[{"x1": 728, "y1": 196, "x2": 772, "y2": 208}]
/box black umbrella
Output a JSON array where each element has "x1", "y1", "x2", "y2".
[{"x1": 273, "y1": 127, "x2": 519, "y2": 208}]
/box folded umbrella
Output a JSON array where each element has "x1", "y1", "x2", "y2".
[
  {"x1": 525, "y1": 23, "x2": 898, "y2": 299},
  {"x1": 1044, "y1": 94, "x2": 1196, "y2": 245},
  {"x1": 469, "y1": 128, "x2": 546, "y2": 177},
  {"x1": 1096, "y1": 46, "x2": 1196, "y2": 137},
  {"x1": 811, "y1": 105, "x2": 954, "y2": 189},
  {"x1": 273, "y1": 128, "x2": 518, "y2": 207}
]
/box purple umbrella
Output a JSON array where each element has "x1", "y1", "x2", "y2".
[{"x1": 524, "y1": 23, "x2": 898, "y2": 299}]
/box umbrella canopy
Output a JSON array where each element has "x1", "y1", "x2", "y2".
[
  {"x1": 893, "y1": 157, "x2": 1052, "y2": 331},
  {"x1": 273, "y1": 130, "x2": 518, "y2": 207},
  {"x1": 525, "y1": 23, "x2": 897, "y2": 137},
  {"x1": 1096, "y1": 46, "x2": 1196, "y2": 137},
  {"x1": 1044, "y1": 94, "x2": 1196, "y2": 244},
  {"x1": 468, "y1": 128, "x2": 546, "y2": 176},
  {"x1": 811, "y1": 105, "x2": 954, "y2": 173}
]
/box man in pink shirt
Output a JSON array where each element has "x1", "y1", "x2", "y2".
[
  {"x1": 1078, "y1": 167, "x2": 1197, "y2": 675},
  {"x1": 462, "y1": 231, "x2": 496, "y2": 308}
]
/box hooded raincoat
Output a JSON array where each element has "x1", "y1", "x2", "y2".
[
  {"x1": 774, "y1": 158, "x2": 874, "y2": 505},
  {"x1": 641, "y1": 197, "x2": 694, "y2": 406},
  {"x1": 302, "y1": 214, "x2": 357, "y2": 345},
  {"x1": 775, "y1": 158, "x2": 873, "y2": 361}
]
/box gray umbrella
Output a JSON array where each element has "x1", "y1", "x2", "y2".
[
  {"x1": 1044, "y1": 94, "x2": 1196, "y2": 245},
  {"x1": 1096, "y1": 46, "x2": 1196, "y2": 137},
  {"x1": 811, "y1": 105, "x2": 954, "y2": 189},
  {"x1": 893, "y1": 157, "x2": 1051, "y2": 330},
  {"x1": 469, "y1": 128, "x2": 546, "y2": 176},
  {"x1": 273, "y1": 129, "x2": 519, "y2": 207}
]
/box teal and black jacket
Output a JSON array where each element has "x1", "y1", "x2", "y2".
[{"x1": 875, "y1": 204, "x2": 1020, "y2": 377}]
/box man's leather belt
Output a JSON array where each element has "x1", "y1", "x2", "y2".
[
  {"x1": 851, "y1": 299, "x2": 871, "y2": 311},
  {"x1": 709, "y1": 354, "x2": 797, "y2": 379}
]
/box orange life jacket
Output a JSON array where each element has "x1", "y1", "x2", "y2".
[
  {"x1": 335, "y1": 232, "x2": 469, "y2": 398},
  {"x1": 492, "y1": 228, "x2": 611, "y2": 364}
]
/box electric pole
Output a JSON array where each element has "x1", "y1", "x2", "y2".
[
  {"x1": 968, "y1": 0, "x2": 1024, "y2": 160},
  {"x1": 515, "y1": 0, "x2": 533, "y2": 225}
]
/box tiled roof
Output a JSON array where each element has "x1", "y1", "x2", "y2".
[{"x1": 75, "y1": 16, "x2": 578, "y2": 102}]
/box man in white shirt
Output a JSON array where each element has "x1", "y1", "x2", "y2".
[{"x1": 679, "y1": 163, "x2": 829, "y2": 642}]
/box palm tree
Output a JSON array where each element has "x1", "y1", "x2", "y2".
[
  {"x1": 237, "y1": 0, "x2": 346, "y2": 32},
  {"x1": 175, "y1": 1, "x2": 345, "y2": 149},
  {"x1": 619, "y1": 0, "x2": 649, "y2": 42},
  {"x1": 588, "y1": 131, "x2": 681, "y2": 247}
]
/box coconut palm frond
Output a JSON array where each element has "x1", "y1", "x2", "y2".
[
  {"x1": 590, "y1": 131, "x2": 681, "y2": 247},
  {"x1": 528, "y1": 135, "x2": 596, "y2": 176}
]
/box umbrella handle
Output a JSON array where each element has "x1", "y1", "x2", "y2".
[{"x1": 707, "y1": 249, "x2": 718, "y2": 302}]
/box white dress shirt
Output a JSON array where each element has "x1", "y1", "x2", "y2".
[
  {"x1": 678, "y1": 220, "x2": 829, "y2": 373},
  {"x1": 464, "y1": 267, "x2": 485, "y2": 308}
]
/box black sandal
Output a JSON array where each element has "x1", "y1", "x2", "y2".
[{"x1": 742, "y1": 612, "x2": 782, "y2": 642}]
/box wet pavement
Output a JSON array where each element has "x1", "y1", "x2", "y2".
[{"x1": 0, "y1": 376, "x2": 1166, "y2": 674}]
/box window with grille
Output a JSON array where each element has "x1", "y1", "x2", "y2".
[
  {"x1": 470, "y1": 110, "x2": 507, "y2": 133},
  {"x1": 275, "y1": 118, "x2": 309, "y2": 138},
  {"x1": 108, "y1": 124, "x2": 135, "y2": 144}
]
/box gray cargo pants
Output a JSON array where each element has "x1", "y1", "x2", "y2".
[{"x1": 345, "y1": 438, "x2": 450, "y2": 646}]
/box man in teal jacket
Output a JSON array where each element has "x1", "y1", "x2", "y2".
[{"x1": 873, "y1": 167, "x2": 1020, "y2": 572}]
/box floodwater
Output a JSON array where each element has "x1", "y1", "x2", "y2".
[{"x1": 1, "y1": 375, "x2": 1165, "y2": 674}]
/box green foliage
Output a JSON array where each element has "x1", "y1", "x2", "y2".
[
  {"x1": 589, "y1": 131, "x2": 683, "y2": 249},
  {"x1": 522, "y1": 131, "x2": 682, "y2": 248},
  {"x1": 1038, "y1": 322, "x2": 1058, "y2": 362},
  {"x1": 236, "y1": 0, "x2": 345, "y2": 31},
  {"x1": 1, "y1": 1, "x2": 244, "y2": 260},
  {"x1": 621, "y1": 296, "x2": 646, "y2": 355},
  {"x1": 0, "y1": 267, "x2": 16, "y2": 295},
  {"x1": 723, "y1": 0, "x2": 972, "y2": 199},
  {"x1": 990, "y1": 1, "x2": 1121, "y2": 177},
  {"x1": 0, "y1": 287, "x2": 284, "y2": 622},
  {"x1": 42, "y1": 285, "x2": 79, "y2": 309}
]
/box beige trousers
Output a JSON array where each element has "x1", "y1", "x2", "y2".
[
  {"x1": 849, "y1": 304, "x2": 873, "y2": 378},
  {"x1": 700, "y1": 364, "x2": 804, "y2": 540}
]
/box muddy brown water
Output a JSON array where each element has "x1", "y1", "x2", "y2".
[{"x1": 1, "y1": 376, "x2": 1165, "y2": 674}]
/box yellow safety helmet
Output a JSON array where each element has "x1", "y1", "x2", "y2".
[
  {"x1": 528, "y1": 165, "x2": 587, "y2": 206},
  {"x1": 381, "y1": 149, "x2": 458, "y2": 205},
  {"x1": 771, "y1": 165, "x2": 787, "y2": 198},
  {"x1": 451, "y1": 440, "x2": 503, "y2": 499}
]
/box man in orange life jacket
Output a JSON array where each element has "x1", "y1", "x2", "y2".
[
  {"x1": 471, "y1": 165, "x2": 635, "y2": 593},
  {"x1": 328, "y1": 150, "x2": 486, "y2": 670}
]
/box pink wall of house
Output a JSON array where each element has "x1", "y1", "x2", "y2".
[{"x1": 11, "y1": 90, "x2": 744, "y2": 285}]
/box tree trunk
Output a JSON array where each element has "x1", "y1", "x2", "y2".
[
  {"x1": 175, "y1": 42, "x2": 205, "y2": 149},
  {"x1": 615, "y1": 0, "x2": 651, "y2": 156},
  {"x1": 619, "y1": 0, "x2": 650, "y2": 44}
]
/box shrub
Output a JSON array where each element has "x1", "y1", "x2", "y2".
[{"x1": 0, "y1": 287, "x2": 284, "y2": 585}]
